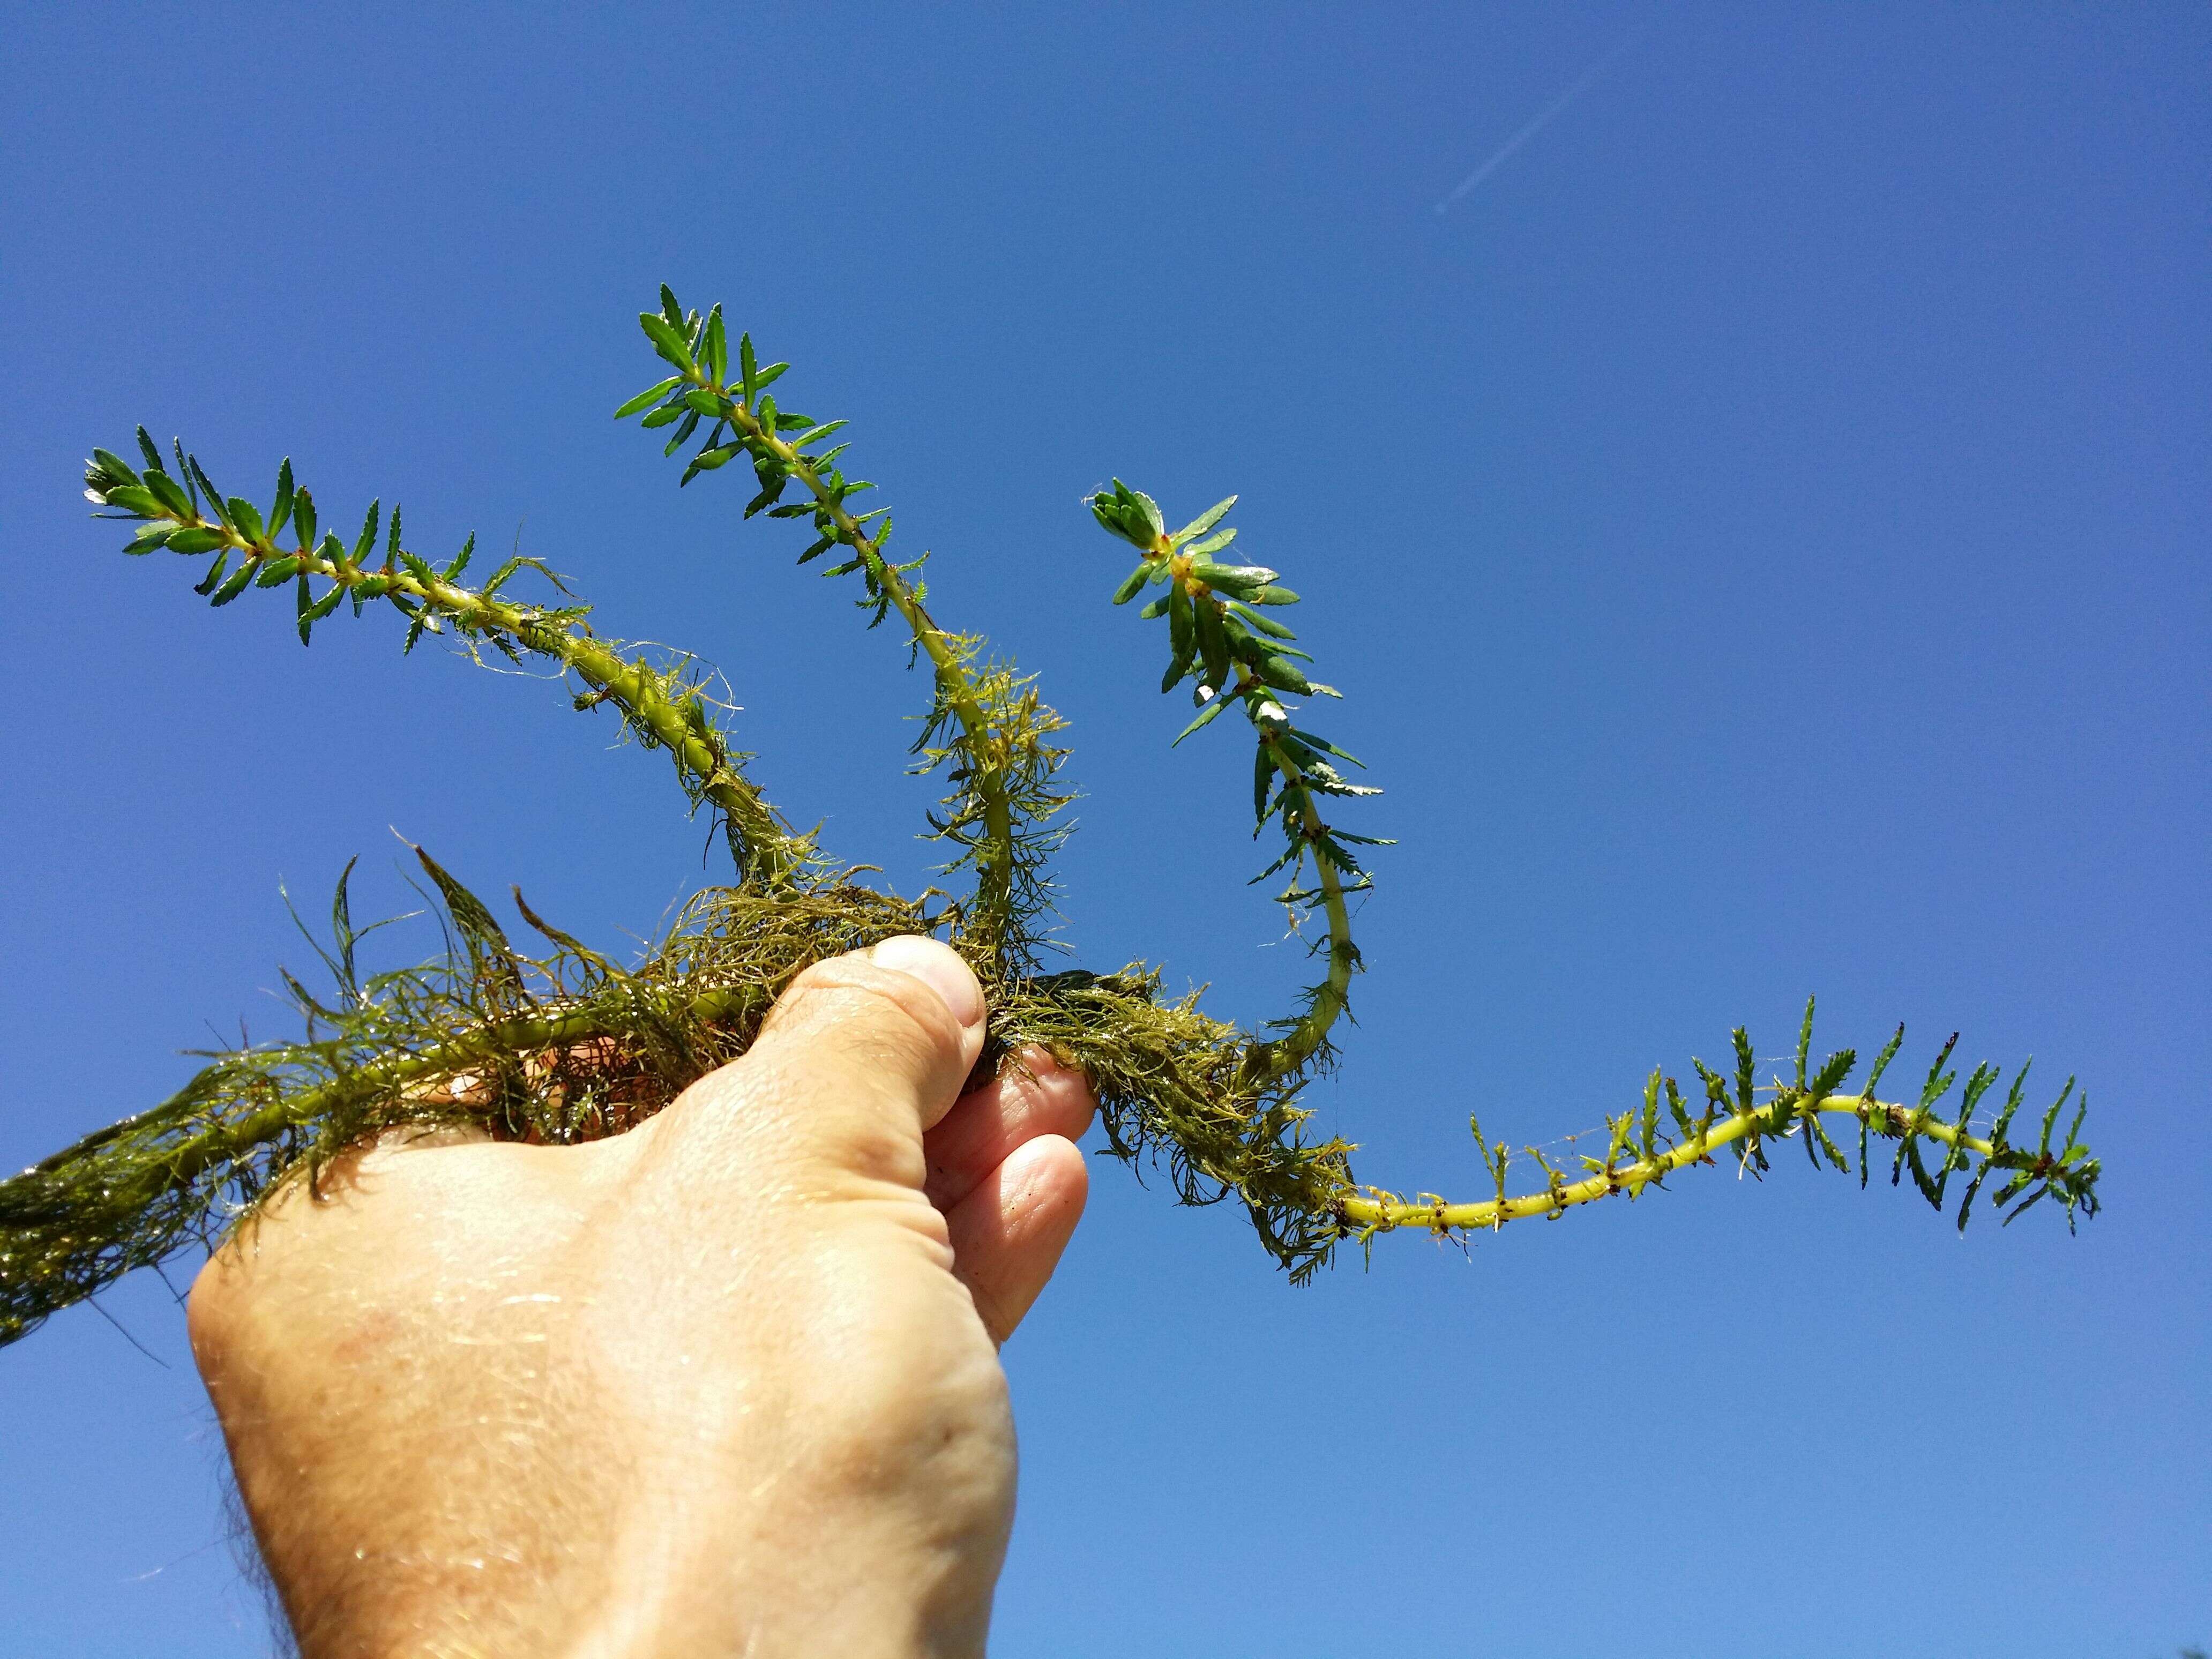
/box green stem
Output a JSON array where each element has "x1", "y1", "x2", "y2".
[
  {"x1": 709, "y1": 391, "x2": 1019, "y2": 946},
  {"x1": 190, "y1": 522, "x2": 805, "y2": 886},
  {"x1": 33, "y1": 990, "x2": 757, "y2": 1202},
  {"x1": 1341, "y1": 1095, "x2": 2026, "y2": 1233},
  {"x1": 1251, "y1": 722, "x2": 1355, "y2": 1081}
]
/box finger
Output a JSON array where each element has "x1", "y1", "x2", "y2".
[
  {"x1": 924, "y1": 1049, "x2": 1096, "y2": 1213},
  {"x1": 654, "y1": 936, "x2": 985, "y2": 1180},
  {"x1": 944, "y1": 1133, "x2": 1088, "y2": 1344}
]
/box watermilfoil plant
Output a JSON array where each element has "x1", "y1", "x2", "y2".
[{"x1": 0, "y1": 288, "x2": 2102, "y2": 1347}]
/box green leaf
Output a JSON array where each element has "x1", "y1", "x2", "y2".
[
  {"x1": 1243, "y1": 585, "x2": 1300, "y2": 606},
  {"x1": 683, "y1": 444, "x2": 740, "y2": 478},
  {"x1": 270, "y1": 459, "x2": 295, "y2": 538},
  {"x1": 165, "y1": 526, "x2": 225, "y2": 554},
  {"x1": 208, "y1": 562, "x2": 255, "y2": 606},
  {"x1": 1809, "y1": 1048, "x2": 1858, "y2": 1104},
  {"x1": 659, "y1": 284, "x2": 684, "y2": 331},
  {"x1": 353, "y1": 500, "x2": 382, "y2": 565},
  {"x1": 615, "y1": 376, "x2": 683, "y2": 419},
  {"x1": 1256, "y1": 655, "x2": 1312, "y2": 695},
  {"x1": 141, "y1": 469, "x2": 193, "y2": 518},
  {"x1": 1139, "y1": 594, "x2": 1170, "y2": 619},
  {"x1": 1314, "y1": 834, "x2": 1374, "y2": 878},
  {"x1": 123, "y1": 526, "x2": 173, "y2": 555},
  {"x1": 1190, "y1": 561, "x2": 1276, "y2": 591},
  {"x1": 89, "y1": 448, "x2": 139, "y2": 487},
  {"x1": 1172, "y1": 495, "x2": 1236, "y2": 545},
  {"x1": 703, "y1": 305, "x2": 728, "y2": 385},
  {"x1": 1172, "y1": 693, "x2": 1231, "y2": 745},
  {"x1": 1288, "y1": 728, "x2": 1363, "y2": 767},
  {"x1": 188, "y1": 457, "x2": 225, "y2": 519},
  {"x1": 1159, "y1": 644, "x2": 1194, "y2": 694},
  {"x1": 227, "y1": 497, "x2": 267, "y2": 543},
  {"x1": 639, "y1": 311, "x2": 696, "y2": 372},
  {"x1": 1225, "y1": 599, "x2": 1296, "y2": 639},
  {"x1": 443, "y1": 531, "x2": 475, "y2": 580},
  {"x1": 255, "y1": 556, "x2": 300, "y2": 587},
  {"x1": 479, "y1": 554, "x2": 542, "y2": 597},
  {"x1": 640, "y1": 402, "x2": 683, "y2": 428},
  {"x1": 134, "y1": 428, "x2": 167, "y2": 474},
  {"x1": 292, "y1": 487, "x2": 318, "y2": 554},
  {"x1": 1111, "y1": 563, "x2": 1151, "y2": 604},
  {"x1": 97, "y1": 484, "x2": 164, "y2": 518},
  {"x1": 662, "y1": 409, "x2": 700, "y2": 456},
  {"x1": 303, "y1": 580, "x2": 345, "y2": 627},
  {"x1": 792, "y1": 419, "x2": 848, "y2": 451},
  {"x1": 683, "y1": 388, "x2": 726, "y2": 417},
  {"x1": 190, "y1": 552, "x2": 229, "y2": 592},
  {"x1": 1094, "y1": 481, "x2": 1162, "y2": 548},
  {"x1": 1195, "y1": 596, "x2": 1231, "y2": 685},
  {"x1": 1185, "y1": 527, "x2": 1239, "y2": 557},
  {"x1": 739, "y1": 331, "x2": 758, "y2": 402}
]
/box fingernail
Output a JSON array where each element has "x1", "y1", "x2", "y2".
[{"x1": 869, "y1": 935, "x2": 984, "y2": 1029}]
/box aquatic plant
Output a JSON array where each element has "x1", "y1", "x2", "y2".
[{"x1": 0, "y1": 288, "x2": 2101, "y2": 1346}]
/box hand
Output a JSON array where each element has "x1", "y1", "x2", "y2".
[{"x1": 187, "y1": 937, "x2": 1095, "y2": 1658}]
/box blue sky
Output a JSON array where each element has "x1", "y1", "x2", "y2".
[{"x1": 3, "y1": 5, "x2": 2205, "y2": 1654}]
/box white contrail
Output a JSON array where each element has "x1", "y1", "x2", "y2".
[{"x1": 1434, "y1": 27, "x2": 1649, "y2": 214}]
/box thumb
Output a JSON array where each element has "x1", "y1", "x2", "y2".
[{"x1": 654, "y1": 936, "x2": 987, "y2": 1187}]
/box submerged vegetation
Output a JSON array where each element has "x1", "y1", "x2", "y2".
[{"x1": 0, "y1": 288, "x2": 2101, "y2": 1346}]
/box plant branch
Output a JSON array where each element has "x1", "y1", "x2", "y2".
[
  {"x1": 1088, "y1": 481, "x2": 1381, "y2": 1084},
  {"x1": 1343, "y1": 1058, "x2": 2099, "y2": 1242},
  {"x1": 1247, "y1": 726, "x2": 1357, "y2": 1080},
  {"x1": 617, "y1": 299, "x2": 1052, "y2": 965},
  {"x1": 84, "y1": 438, "x2": 810, "y2": 887},
  {"x1": 731, "y1": 406, "x2": 1019, "y2": 931}
]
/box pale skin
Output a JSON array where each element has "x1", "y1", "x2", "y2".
[{"x1": 187, "y1": 936, "x2": 1096, "y2": 1658}]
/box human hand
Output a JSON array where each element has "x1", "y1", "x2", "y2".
[{"x1": 186, "y1": 936, "x2": 1095, "y2": 1658}]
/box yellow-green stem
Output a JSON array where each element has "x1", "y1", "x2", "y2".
[
  {"x1": 197, "y1": 523, "x2": 805, "y2": 886},
  {"x1": 717, "y1": 393, "x2": 1019, "y2": 944},
  {"x1": 1255, "y1": 724, "x2": 1355, "y2": 1081},
  {"x1": 35, "y1": 995, "x2": 746, "y2": 1199},
  {"x1": 1340, "y1": 1095, "x2": 2007, "y2": 1234}
]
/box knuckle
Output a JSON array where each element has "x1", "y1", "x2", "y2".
[
  {"x1": 184, "y1": 1248, "x2": 247, "y2": 1362},
  {"x1": 771, "y1": 958, "x2": 963, "y2": 1068}
]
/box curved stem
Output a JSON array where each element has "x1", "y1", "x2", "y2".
[
  {"x1": 22, "y1": 986, "x2": 759, "y2": 1203},
  {"x1": 716, "y1": 398, "x2": 1018, "y2": 940},
  {"x1": 1252, "y1": 724, "x2": 1354, "y2": 1081},
  {"x1": 181, "y1": 525, "x2": 805, "y2": 886},
  {"x1": 1340, "y1": 1095, "x2": 2019, "y2": 1234}
]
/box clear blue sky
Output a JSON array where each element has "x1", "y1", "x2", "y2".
[{"x1": 3, "y1": 5, "x2": 2205, "y2": 1654}]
